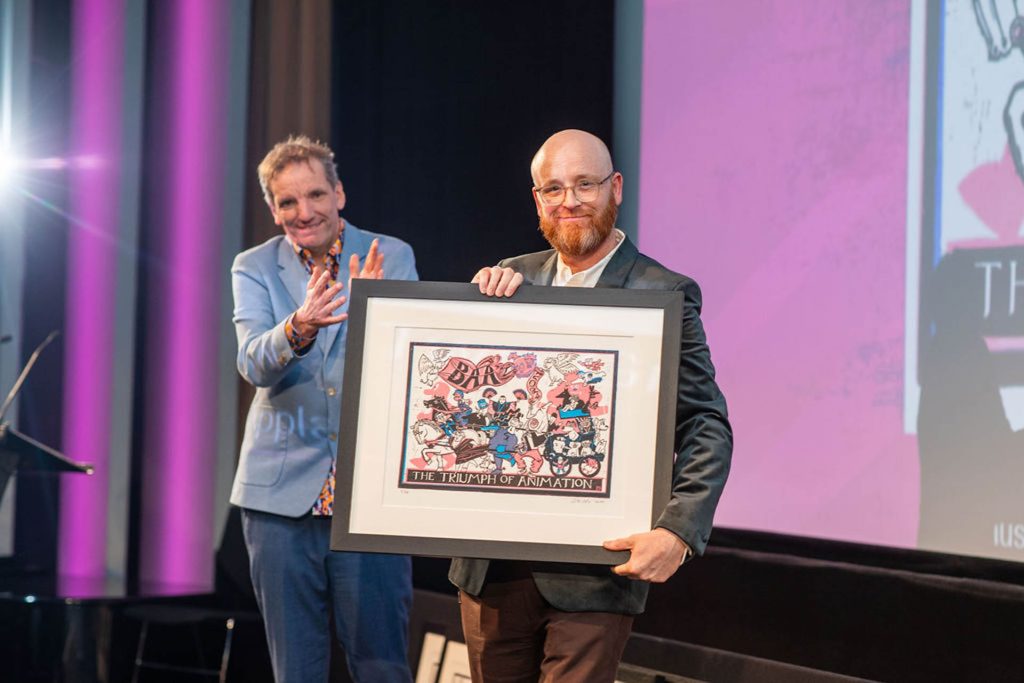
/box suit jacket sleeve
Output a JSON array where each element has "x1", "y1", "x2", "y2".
[
  {"x1": 231, "y1": 253, "x2": 298, "y2": 389},
  {"x1": 386, "y1": 241, "x2": 419, "y2": 282},
  {"x1": 653, "y1": 278, "x2": 732, "y2": 556}
]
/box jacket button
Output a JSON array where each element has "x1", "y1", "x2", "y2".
[
  {"x1": 328, "y1": 432, "x2": 338, "y2": 442},
  {"x1": 327, "y1": 387, "x2": 337, "y2": 397},
  {"x1": 278, "y1": 353, "x2": 288, "y2": 364}
]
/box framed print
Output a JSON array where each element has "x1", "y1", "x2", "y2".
[
  {"x1": 330, "y1": 281, "x2": 682, "y2": 564},
  {"x1": 436, "y1": 640, "x2": 471, "y2": 683},
  {"x1": 414, "y1": 632, "x2": 447, "y2": 683}
]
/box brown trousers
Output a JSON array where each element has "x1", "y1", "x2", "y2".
[{"x1": 458, "y1": 575, "x2": 633, "y2": 683}]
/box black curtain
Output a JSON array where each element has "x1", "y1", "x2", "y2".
[{"x1": 331, "y1": 0, "x2": 615, "y2": 283}]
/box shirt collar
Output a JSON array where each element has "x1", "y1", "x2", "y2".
[{"x1": 287, "y1": 222, "x2": 345, "y2": 268}]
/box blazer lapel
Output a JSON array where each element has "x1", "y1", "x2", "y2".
[
  {"x1": 533, "y1": 253, "x2": 558, "y2": 285},
  {"x1": 277, "y1": 238, "x2": 309, "y2": 309},
  {"x1": 595, "y1": 234, "x2": 639, "y2": 288}
]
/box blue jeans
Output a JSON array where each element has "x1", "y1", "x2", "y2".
[{"x1": 241, "y1": 509, "x2": 413, "y2": 683}]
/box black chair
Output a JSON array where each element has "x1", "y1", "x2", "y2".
[
  {"x1": 125, "y1": 604, "x2": 248, "y2": 682},
  {"x1": 123, "y1": 508, "x2": 263, "y2": 682}
]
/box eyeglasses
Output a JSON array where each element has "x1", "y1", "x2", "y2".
[{"x1": 533, "y1": 171, "x2": 614, "y2": 206}]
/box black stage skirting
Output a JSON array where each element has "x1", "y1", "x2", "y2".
[
  {"x1": 414, "y1": 528, "x2": 1024, "y2": 682},
  {"x1": 5, "y1": 521, "x2": 1022, "y2": 682}
]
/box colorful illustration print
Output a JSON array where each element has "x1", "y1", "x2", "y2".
[{"x1": 399, "y1": 343, "x2": 618, "y2": 497}]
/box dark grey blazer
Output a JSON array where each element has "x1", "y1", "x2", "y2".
[{"x1": 449, "y1": 235, "x2": 733, "y2": 615}]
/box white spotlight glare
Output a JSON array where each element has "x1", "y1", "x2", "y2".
[
  {"x1": 0, "y1": 147, "x2": 18, "y2": 186},
  {"x1": 35, "y1": 157, "x2": 68, "y2": 170}
]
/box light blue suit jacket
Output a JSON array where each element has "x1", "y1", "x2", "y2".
[{"x1": 230, "y1": 222, "x2": 418, "y2": 516}]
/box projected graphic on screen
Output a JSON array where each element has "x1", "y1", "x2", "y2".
[
  {"x1": 638, "y1": 1, "x2": 1024, "y2": 563},
  {"x1": 910, "y1": 0, "x2": 1024, "y2": 560}
]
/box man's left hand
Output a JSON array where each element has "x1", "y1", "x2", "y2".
[
  {"x1": 603, "y1": 528, "x2": 690, "y2": 583},
  {"x1": 349, "y1": 238, "x2": 384, "y2": 286}
]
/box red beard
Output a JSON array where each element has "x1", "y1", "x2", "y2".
[{"x1": 538, "y1": 198, "x2": 618, "y2": 259}]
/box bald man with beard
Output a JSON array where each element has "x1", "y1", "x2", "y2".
[{"x1": 449, "y1": 130, "x2": 733, "y2": 683}]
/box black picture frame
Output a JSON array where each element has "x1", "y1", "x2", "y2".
[{"x1": 330, "y1": 280, "x2": 682, "y2": 565}]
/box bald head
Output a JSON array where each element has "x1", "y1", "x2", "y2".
[
  {"x1": 531, "y1": 129, "x2": 614, "y2": 186},
  {"x1": 530, "y1": 129, "x2": 623, "y2": 266}
]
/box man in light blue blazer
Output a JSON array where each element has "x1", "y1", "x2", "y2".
[{"x1": 231, "y1": 135, "x2": 417, "y2": 683}]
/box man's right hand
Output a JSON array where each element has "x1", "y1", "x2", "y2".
[
  {"x1": 292, "y1": 265, "x2": 348, "y2": 337},
  {"x1": 472, "y1": 266, "x2": 523, "y2": 297}
]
